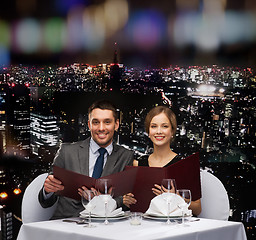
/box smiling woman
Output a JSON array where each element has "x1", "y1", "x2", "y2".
[
  {"x1": 148, "y1": 112, "x2": 174, "y2": 148},
  {"x1": 144, "y1": 105, "x2": 177, "y2": 143},
  {"x1": 124, "y1": 105, "x2": 202, "y2": 216}
]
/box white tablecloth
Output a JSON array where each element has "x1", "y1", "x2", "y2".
[{"x1": 17, "y1": 217, "x2": 247, "y2": 240}]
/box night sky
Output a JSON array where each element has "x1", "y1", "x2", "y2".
[{"x1": 1, "y1": 0, "x2": 256, "y2": 67}]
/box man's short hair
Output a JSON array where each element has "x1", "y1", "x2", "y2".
[{"x1": 88, "y1": 100, "x2": 118, "y2": 120}]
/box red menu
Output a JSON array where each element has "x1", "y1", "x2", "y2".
[
  {"x1": 127, "y1": 153, "x2": 201, "y2": 212},
  {"x1": 53, "y1": 152, "x2": 201, "y2": 213},
  {"x1": 53, "y1": 166, "x2": 138, "y2": 200}
]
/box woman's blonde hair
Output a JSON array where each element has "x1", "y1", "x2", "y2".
[{"x1": 145, "y1": 106, "x2": 177, "y2": 142}]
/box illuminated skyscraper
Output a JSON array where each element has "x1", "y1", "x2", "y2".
[
  {"x1": 0, "y1": 84, "x2": 8, "y2": 154},
  {"x1": 6, "y1": 84, "x2": 30, "y2": 158},
  {"x1": 30, "y1": 113, "x2": 59, "y2": 155}
]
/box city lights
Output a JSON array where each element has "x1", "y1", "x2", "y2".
[
  {"x1": 0, "y1": 192, "x2": 8, "y2": 199},
  {"x1": 0, "y1": 62, "x2": 255, "y2": 239},
  {"x1": 0, "y1": 0, "x2": 256, "y2": 239},
  {"x1": 219, "y1": 88, "x2": 225, "y2": 93},
  {"x1": 197, "y1": 85, "x2": 216, "y2": 93},
  {"x1": 13, "y1": 188, "x2": 22, "y2": 195}
]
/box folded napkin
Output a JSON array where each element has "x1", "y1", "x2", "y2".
[
  {"x1": 80, "y1": 195, "x2": 124, "y2": 217},
  {"x1": 145, "y1": 193, "x2": 192, "y2": 217}
]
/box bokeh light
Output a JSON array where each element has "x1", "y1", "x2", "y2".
[
  {"x1": 0, "y1": 20, "x2": 10, "y2": 48},
  {"x1": 83, "y1": 6, "x2": 105, "y2": 52},
  {"x1": 15, "y1": 18, "x2": 41, "y2": 53},
  {"x1": 202, "y1": 0, "x2": 226, "y2": 14},
  {"x1": 55, "y1": 0, "x2": 87, "y2": 15},
  {"x1": 0, "y1": 46, "x2": 10, "y2": 66},
  {"x1": 173, "y1": 10, "x2": 256, "y2": 51},
  {"x1": 173, "y1": 12, "x2": 197, "y2": 47},
  {"x1": 66, "y1": 6, "x2": 85, "y2": 52},
  {"x1": 127, "y1": 10, "x2": 166, "y2": 51},
  {"x1": 194, "y1": 14, "x2": 222, "y2": 51},
  {"x1": 103, "y1": 0, "x2": 129, "y2": 37},
  {"x1": 221, "y1": 11, "x2": 256, "y2": 44},
  {"x1": 43, "y1": 18, "x2": 67, "y2": 53},
  {"x1": 0, "y1": 0, "x2": 255, "y2": 66},
  {"x1": 0, "y1": 20, "x2": 10, "y2": 65}
]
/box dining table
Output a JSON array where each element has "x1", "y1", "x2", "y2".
[{"x1": 17, "y1": 215, "x2": 247, "y2": 240}]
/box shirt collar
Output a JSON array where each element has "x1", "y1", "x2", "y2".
[{"x1": 90, "y1": 137, "x2": 113, "y2": 155}]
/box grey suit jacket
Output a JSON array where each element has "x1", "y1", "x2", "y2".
[{"x1": 38, "y1": 137, "x2": 134, "y2": 219}]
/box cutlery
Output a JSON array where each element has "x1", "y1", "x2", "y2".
[
  {"x1": 189, "y1": 218, "x2": 200, "y2": 222},
  {"x1": 62, "y1": 219, "x2": 88, "y2": 224}
]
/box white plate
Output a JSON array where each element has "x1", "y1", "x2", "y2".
[
  {"x1": 80, "y1": 213, "x2": 130, "y2": 221},
  {"x1": 143, "y1": 213, "x2": 192, "y2": 221}
]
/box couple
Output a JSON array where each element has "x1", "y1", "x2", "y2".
[{"x1": 39, "y1": 99, "x2": 201, "y2": 219}]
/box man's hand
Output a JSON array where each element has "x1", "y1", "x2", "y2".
[{"x1": 44, "y1": 174, "x2": 64, "y2": 193}]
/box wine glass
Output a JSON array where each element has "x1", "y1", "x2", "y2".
[
  {"x1": 161, "y1": 179, "x2": 176, "y2": 225},
  {"x1": 177, "y1": 189, "x2": 191, "y2": 227},
  {"x1": 81, "y1": 189, "x2": 96, "y2": 228},
  {"x1": 95, "y1": 179, "x2": 114, "y2": 225},
  {"x1": 161, "y1": 178, "x2": 176, "y2": 193}
]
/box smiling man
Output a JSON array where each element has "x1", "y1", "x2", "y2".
[
  {"x1": 88, "y1": 105, "x2": 119, "y2": 148},
  {"x1": 38, "y1": 100, "x2": 134, "y2": 219}
]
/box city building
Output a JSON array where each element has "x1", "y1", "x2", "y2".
[
  {"x1": 0, "y1": 85, "x2": 8, "y2": 155},
  {"x1": 0, "y1": 63, "x2": 255, "y2": 239},
  {"x1": 6, "y1": 84, "x2": 30, "y2": 159},
  {"x1": 30, "y1": 113, "x2": 59, "y2": 155}
]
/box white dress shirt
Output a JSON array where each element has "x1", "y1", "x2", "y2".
[{"x1": 89, "y1": 138, "x2": 113, "y2": 177}]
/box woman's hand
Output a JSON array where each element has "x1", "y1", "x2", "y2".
[
  {"x1": 123, "y1": 193, "x2": 137, "y2": 208},
  {"x1": 78, "y1": 186, "x2": 98, "y2": 198},
  {"x1": 152, "y1": 184, "x2": 162, "y2": 196},
  {"x1": 152, "y1": 182, "x2": 176, "y2": 196}
]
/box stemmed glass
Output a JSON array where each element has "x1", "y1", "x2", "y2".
[
  {"x1": 81, "y1": 189, "x2": 96, "y2": 228},
  {"x1": 161, "y1": 179, "x2": 176, "y2": 225},
  {"x1": 96, "y1": 179, "x2": 114, "y2": 225},
  {"x1": 177, "y1": 189, "x2": 191, "y2": 227}
]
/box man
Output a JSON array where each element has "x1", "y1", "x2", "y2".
[{"x1": 38, "y1": 100, "x2": 134, "y2": 219}]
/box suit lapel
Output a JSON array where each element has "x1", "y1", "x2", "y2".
[
  {"x1": 78, "y1": 138, "x2": 90, "y2": 175},
  {"x1": 102, "y1": 143, "x2": 119, "y2": 177}
]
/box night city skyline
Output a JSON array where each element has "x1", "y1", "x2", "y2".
[
  {"x1": 0, "y1": 61, "x2": 255, "y2": 239},
  {"x1": 1, "y1": 0, "x2": 256, "y2": 239}
]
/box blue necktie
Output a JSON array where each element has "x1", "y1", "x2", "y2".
[{"x1": 92, "y1": 148, "x2": 107, "y2": 179}]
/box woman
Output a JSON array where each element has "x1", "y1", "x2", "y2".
[{"x1": 123, "y1": 106, "x2": 201, "y2": 216}]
